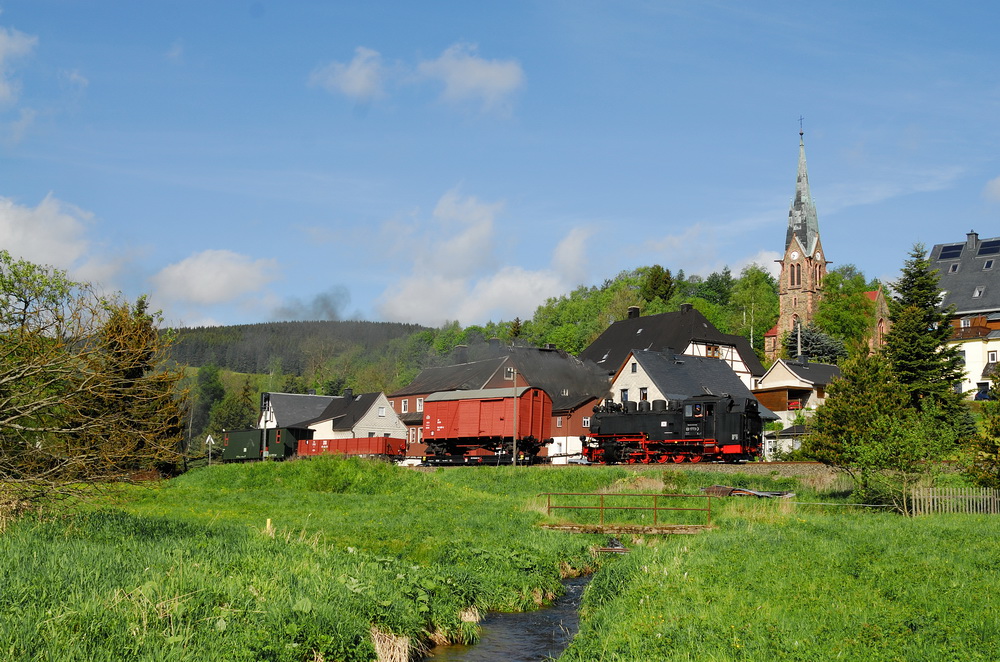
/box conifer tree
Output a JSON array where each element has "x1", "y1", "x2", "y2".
[{"x1": 883, "y1": 244, "x2": 966, "y2": 420}]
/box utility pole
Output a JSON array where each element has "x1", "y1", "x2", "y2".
[{"x1": 511, "y1": 367, "x2": 518, "y2": 467}]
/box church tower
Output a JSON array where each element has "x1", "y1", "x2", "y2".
[{"x1": 764, "y1": 130, "x2": 830, "y2": 360}]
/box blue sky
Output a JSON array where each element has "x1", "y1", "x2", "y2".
[{"x1": 2, "y1": 1, "x2": 999, "y2": 328}]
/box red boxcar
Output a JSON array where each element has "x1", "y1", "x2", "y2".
[
  {"x1": 421, "y1": 387, "x2": 552, "y2": 461},
  {"x1": 297, "y1": 436, "x2": 406, "y2": 458}
]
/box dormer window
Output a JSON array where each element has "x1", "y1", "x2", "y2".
[
  {"x1": 561, "y1": 388, "x2": 569, "y2": 396},
  {"x1": 948, "y1": 263, "x2": 959, "y2": 273},
  {"x1": 974, "y1": 286, "x2": 985, "y2": 298},
  {"x1": 986, "y1": 260, "x2": 994, "y2": 270}
]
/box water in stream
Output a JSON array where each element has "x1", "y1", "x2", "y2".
[{"x1": 421, "y1": 575, "x2": 590, "y2": 662}]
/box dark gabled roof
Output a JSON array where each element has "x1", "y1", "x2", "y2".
[
  {"x1": 781, "y1": 359, "x2": 841, "y2": 386},
  {"x1": 632, "y1": 350, "x2": 756, "y2": 401},
  {"x1": 388, "y1": 358, "x2": 506, "y2": 397},
  {"x1": 931, "y1": 231, "x2": 1000, "y2": 315},
  {"x1": 296, "y1": 392, "x2": 381, "y2": 430},
  {"x1": 388, "y1": 345, "x2": 610, "y2": 412},
  {"x1": 505, "y1": 346, "x2": 610, "y2": 411},
  {"x1": 579, "y1": 307, "x2": 765, "y2": 377},
  {"x1": 631, "y1": 350, "x2": 779, "y2": 420},
  {"x1": 262, "y1": 392, "x2": 336, "y2": 428}
]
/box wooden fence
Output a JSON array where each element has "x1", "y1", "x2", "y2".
[{"x1": 911, "y1": 487, "x2": 1000, "y2": 515}]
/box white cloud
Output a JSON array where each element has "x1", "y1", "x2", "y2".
[
  {"x1": 0, "y1": 193, "x2": 92, "y2": 269},
  {"x1": 61, "y1": 69, "x2": 88, "y2": 89},
  {"x1": 732, "y1": 250, "x2": 782, "y2": 278},
  {"x1": 0, "y1": 193, "x2": 130, "y2": 293},
  {"x1": 418, "y1": 43, "x2": 524, "y2": 113},
  {"x1": 0, "y1": 25, "x2": 37, "y2": 106},
  {"x1": 6, "y1": 106, "x2": 36, "y2": 142},
  {"x1": 310, "y1": 46, "x2": 385, "y2": 101},
  {"x1": 377, "y1": 190, "x2": 588, "y2": 326},
  {"x1": 822, "y1": 165, "x2": 964, "y2": 214},
  {"x1": 150, "y1": 249, "x2": 279, "y2": 305},
  {"x1": 164, "y1": 39, "x2": 184, "y2": 63},
  {"x1": 984, "y1": 175, "x2": 1000, "y2": 203}
]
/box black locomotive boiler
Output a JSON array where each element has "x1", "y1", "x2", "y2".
[{"x1": 582, "y1": 395, "x2": 763, "y2": 464}]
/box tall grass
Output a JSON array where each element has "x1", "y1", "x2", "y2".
[
  {"x1": 0, "y1": 457, "x2": 619, "y2": 661},
  {"x1": 561, "y1": 508, "x2": 1000, "y2": 661}
]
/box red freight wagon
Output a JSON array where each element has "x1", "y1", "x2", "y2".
[
  {"x1": 421, "y1": 387, "x2": 552, "y2": 464},
  {"x1": 297, "y1": 436, "x2": 406, "y2": 459}
]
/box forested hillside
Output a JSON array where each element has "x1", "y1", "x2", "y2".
[{"x1": 168, "y1": 320, "x2": 428, "y2": 375}]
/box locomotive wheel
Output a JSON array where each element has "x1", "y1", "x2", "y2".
[
  {"x1": 656, "y1": 454, "x2": 670, "y2": 464},
  {"x1": 672, "y1": 455, "x2": 686, "y2": 463},
  {"x1": 689, "y1": 455, "x2": 703, "y2": 463}
]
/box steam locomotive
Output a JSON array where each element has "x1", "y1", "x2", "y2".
[{"x1": 582, "y1": 395, "x2": 763, "y2": 464}]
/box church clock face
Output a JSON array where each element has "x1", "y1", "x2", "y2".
[
  {"x1": 815, "y1": 251, "x2": 822, "y2": 260},
  {"x1": 790, "y1": 251, "x2": 799, "y2": 260}
]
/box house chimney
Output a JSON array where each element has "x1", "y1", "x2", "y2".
[
  {"x1": 680, "y1": 303, "x2": 693, "y2": 314},
  {"x1": 454, "y1": 344, "x2": 469, "y2": 363},
  {"x1": 342, "y1": 387, "x2": 353, "y2": 399},
  {"x1": 627, "y1": 306, "x2": 640, "y2": 319},
  {"x1": 968, "y1": 230, "x2": 980, "y2": 250}
]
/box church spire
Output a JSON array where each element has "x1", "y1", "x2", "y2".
[{"x1": 784, "y1": 129, "x2": 820, "y2": 255}]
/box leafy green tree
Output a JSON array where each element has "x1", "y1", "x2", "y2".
[
  {"x1": 783, "y1": 323, "x2": 847, "y2": 364},
  {"x1": 696, "y1": 267, "x2": 734, "y2": 306},
  {"x1": 0, "y1": 251, "x2": 185, "y2": 504},
  {"x1": 804, "y1": 351, "x2": 958, "y2": 514},
  {"x1": 814, "y1": 265, "x2": 877, "y2": 352},
  {"x1": 964, "y1": 382, "x2": 1000, "y2": 488},
  {"x1": 640, "y1": 265, "x2": 675, "y2": 304},
  {"x1": 209, "y1": 376, "x2": 258, "y2": 434},
  {"x1": 883, "y1": 244, "x2": 967, "y2": 420},
  {"x1": 507, "y1": 317, "x2": 523, "y2": 341},
  {"x1": 727, "y1": 264, "x2": 779, "y2": 353},
  {"x1": 320, "y1": 376, "x2": 346, "y2": 396},
  {"x1": 191, "y1": 364, "x2": 225, "y2": 436}
]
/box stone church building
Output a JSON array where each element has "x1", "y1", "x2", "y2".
[{"x1": 763, "y1": 131, "x2": 888, "y2": 361}]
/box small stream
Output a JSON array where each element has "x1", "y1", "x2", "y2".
[{"x1": 421, "y1": 575, "x2": 591, "y2": 662}]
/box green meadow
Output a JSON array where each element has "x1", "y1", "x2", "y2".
[{"x1": 1, "y1": 459, "x2": 997, "y2": 661}]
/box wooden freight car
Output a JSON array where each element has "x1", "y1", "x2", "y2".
[
  {"x1": 297, "y1": 436, "x2": 406, "y2": 459},
  {"x1": 421, "y1": 387, "x2": 553, "y2": 463}
]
